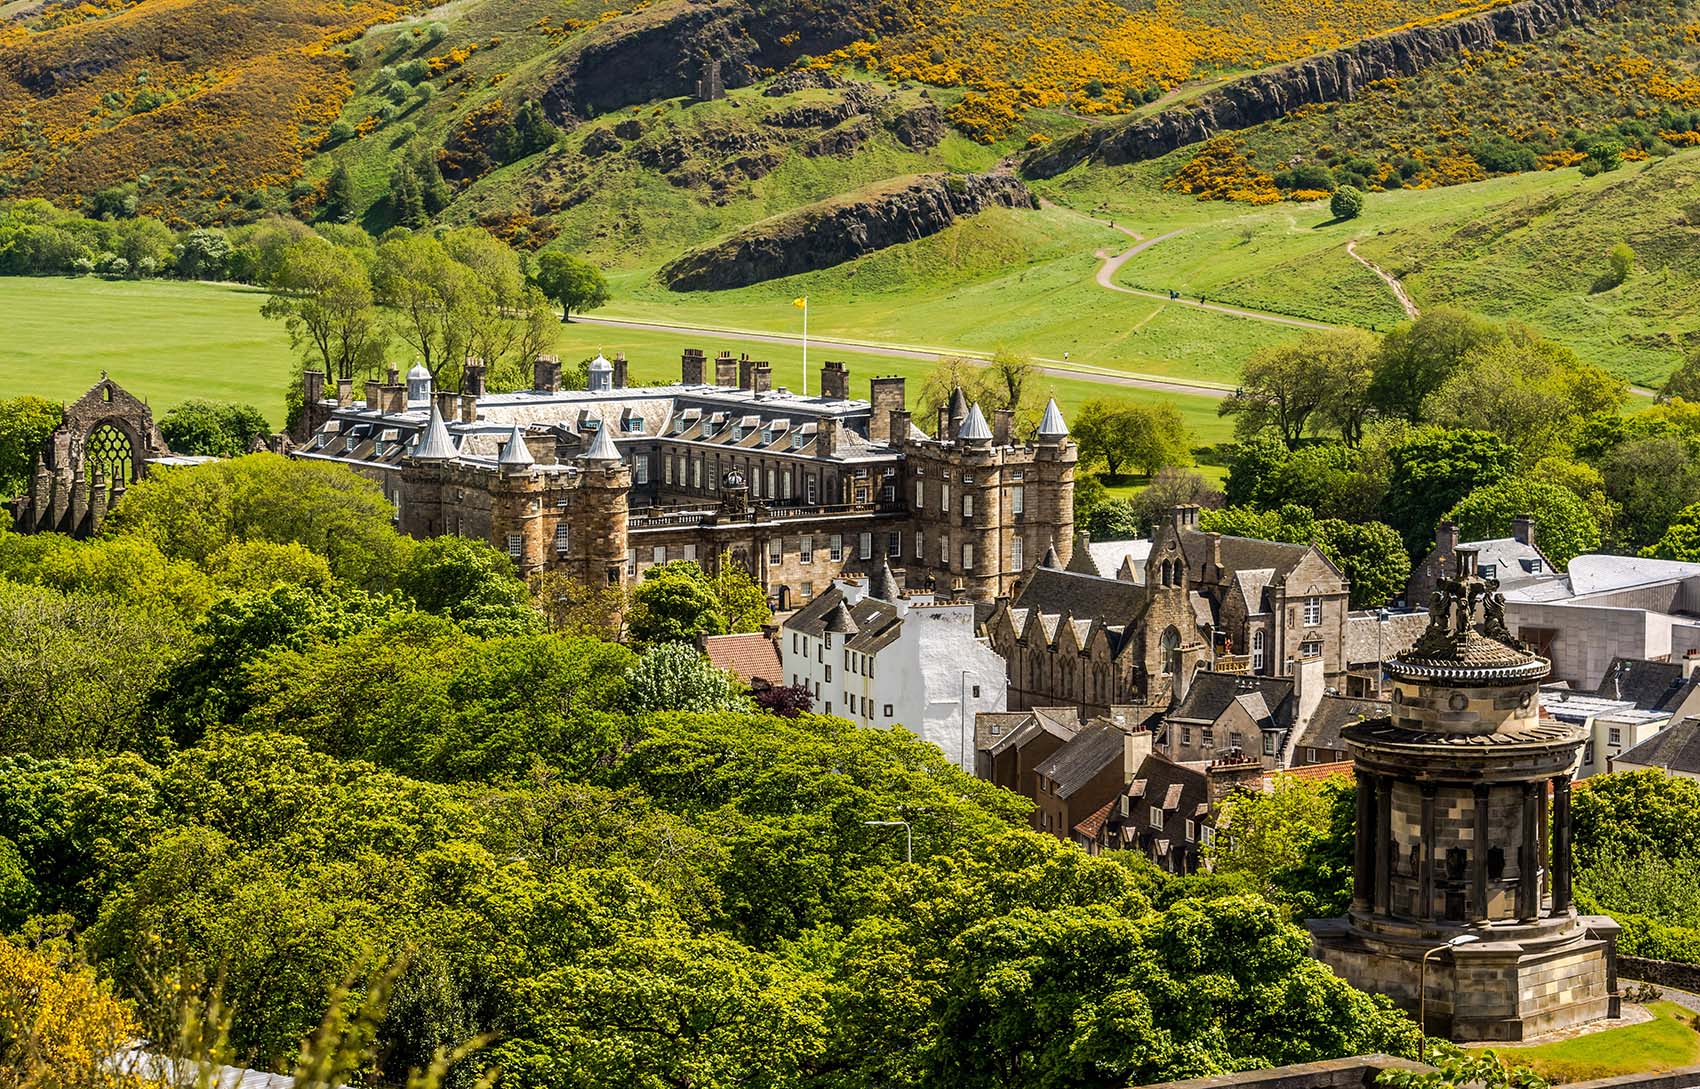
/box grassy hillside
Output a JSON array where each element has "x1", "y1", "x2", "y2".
[{"x1": 1033, "y1": 145, "x2": 1700, "y2": 385}]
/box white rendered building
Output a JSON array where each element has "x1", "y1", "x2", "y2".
[{"x1": 780, "y1": 562, "x2": 1007, "y2": 768}]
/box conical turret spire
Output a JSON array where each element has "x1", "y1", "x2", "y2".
[
  {"x1": 583, "y1": 422, "x2": 621, "y2": 464},
  {"x1": 411, "y1": 402, "x2": 457, "y2": 461},
  {"x1": 1038, "y1": 398, "x2": 1069, "y2": 438},
  {"x1": 499, "y1": 424, "x2": 535, "y2": 468}
]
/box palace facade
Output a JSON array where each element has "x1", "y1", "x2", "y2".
[{"x1": 288, "y1": 351, "x2": 1077, "y2": 605}]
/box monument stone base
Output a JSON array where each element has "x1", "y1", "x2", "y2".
[{"x1": 1308, "y1": 913, "x2": 1622, "y2": 1042}]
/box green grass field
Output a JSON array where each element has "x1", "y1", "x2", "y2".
[
  {"x1": 0, "y1": 275, "x2": 1236, "y2": 451},
  {"x1": 0, "y1": 277, "x2": 299, "y2": 427},
  {"x1": 1483, "y1": 1001, "x2": 1700, "y2": 1083}
]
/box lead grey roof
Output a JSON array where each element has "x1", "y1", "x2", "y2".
[
  {"x1": 411, "y1": 403, "x2": 457, "y2": 460},
  {"x1": 1034, "y1": 719, "x2": 1125, "y2": 798},
  {"x1": 498, "y1": 424, "x2": 534, "y2": 467},
  {"x1": 960, "y1": 403, "x2": 992, "y2": 442},
  {"x1": 1294, "y1": 694, "x2": 1389, "y2": 752},
  {"x1": 1038, "y1": 398, "x2": 1068, "y2": 437},
  {"x1": 583, "y1": 421, "x2": 621, "y2": 463}
]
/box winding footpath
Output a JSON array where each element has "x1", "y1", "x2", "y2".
[{"x1": 1347, "y1": 239, "x2": 1420, "y2": 319}]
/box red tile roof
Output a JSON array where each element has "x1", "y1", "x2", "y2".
[
  {"x1": 1073, "y1": 798, "x2": 1117, "y2": 839},
  {"x1": 703, "y1": 633, "x2": 783, "y2": 685},
  {"x1": 1277, "y1": 760, "x2": 1355, "y2": 783}
]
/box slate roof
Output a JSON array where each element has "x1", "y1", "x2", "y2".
[
  {"x1": 1169, "y1": 671, "x2": 1295, "y2": 726},
  {"x1": 703, "y1": 633, "x2": 783, "y2": 685},
  {"x1": 1593, "y1": 657, "x2": 1700, "y2": 712},
  {"x1": 1069, "y1": 539, "x2": 1152, "y2": 582},
  {"x1": 1035, "y1": 719, "x2": 1126, "y2": 798},
  {"x1": 1127, "y1": 752, "x2": 1211, "y2": 829},
  {"x1": 1464, "y1": 537, "x2": 1555, "y2": 588},
  {"x1": 787, "y1": 585, "x2": 905, "y2": 654},
  {"x1": 1180, "y1": 528, "x2": 1314, "y2": 581},
  {"x1": 1011, "y1": 566, "x2": 1148, "y2": 649},
  {"x1": 1615, "y1": 716, "x2": 1700, "y2": 775},
  {"x1": 1294, "y1": 694, "x2": 1389, "y2": 753}
]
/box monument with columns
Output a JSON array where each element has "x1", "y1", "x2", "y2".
[{"x1": 1309, "y1": 549, "x2": 1620, "y2": 1042}]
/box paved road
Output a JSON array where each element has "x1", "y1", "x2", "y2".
[
  {"x1": 1347, "y1": 240, "x2": 1420, "y2": 320},
  {"x1": 573, "y1": 315, "x2": 1235, "y2": 398}
]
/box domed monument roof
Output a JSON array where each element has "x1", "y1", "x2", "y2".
[{"x1": 1387, "y1": 548, "x2": 1548, "y2": 686}]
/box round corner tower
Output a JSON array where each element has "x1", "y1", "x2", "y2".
[{"x1": 1309, "y1": 549, "x2": 1620, "y2": 1042}]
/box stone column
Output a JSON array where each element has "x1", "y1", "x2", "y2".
[
  {"x1": 1419, "y1": 784, "x2": 1438, "y2": 921},
  {"x1": 1518, "y1": 780, "x2": 1541, "y2": 923},
  {"x1": 1375, "y1": 774, "x2": 1394, "y2": 914},
  {"x1": 1552, "y1": 775, "x2": 1573, "y2": 915},
  {"x1": 1473, "y1": 783, "x2": 1490, "y2": 922},
  {"x1": 1353, "y1": 771, "x2": 1376, "y2": 913}
]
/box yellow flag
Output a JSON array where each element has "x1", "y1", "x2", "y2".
[{"x1": 792, "y1": 296, "x2": 807, "y2": 309}]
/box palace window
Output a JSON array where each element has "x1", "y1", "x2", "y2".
[
  {"x1": 1263, "y1": 732, "x2": 1277, "y2": 756},
  {"x1": 1159, "y1": 627, "x2": 1180, "y2": 675},
  {"x1": 830, "y1": 534, "x2": 843, "y2": 561},
  {"x1": 769, "y1": 539, "x2": 782, "y2": 565},
  {"x1": 1252, "y1": 630, "x2": 1266, "y2": 672},
  {"x1": 506, "y1": 534, "x2": 523, "y2": 559},
  {"x1": 767, "y1": 468, "x2": 776, "y2": 497},
  {"x1": 915, "y1": 531, "x2": 924, "y2": 561},
  {"x1": 554, "y1": 523, "x2": 569, "y2": 554},
  {"x1": 941, "y1": 483, "x2": 950, "y2": 512},
  {"x1": 1012, "y1": 536, "x2": 1023, "y2": 572},
  {"x1": 962, "y1": 543, "x2": 974, "y2": 571},
  {"x1": 963, "y1": 494, "x2": 974, "y2": 518},
  {"x1": 1301, "y1": 638, "x2": 1322, "y2": 658},
  {"x1": 806, "y1": 475, "x2": 818, "y2": 504},
  {"x1": 783, "y1": 470, "x2": 793, "y2": 500},
  {"x1": 940, "y1": 535, "x2": 950, "y2": 566},
  {"x1": 859, "y1": 533, "x2": 872, "y2": 560},
  {"x1": 1148, "y1": 807, "x2": 1164, "y2": 830},
  {"x1": 634, "y1": 455, "x2": 649, "y2": 485},
  {"x1": 1012, "y1": 485, "x2": 1024, "y2": 515},
  {"x1": 1181, "y1": 726, "x2": 1191, "y2": 746},
  {"x1": 1185, "y1": 820, "x2": 1196, "y2": 843},
  {"x1": 691, "y1": 459, "x2": 702, "y2": 489},
  {"x1": 653, "y1": 546, "x2": 666, "y2": 564},
  {"x1": 1303, "y1": 596, "x2": 1323, "y2": 626},
  {"x1": 1608, "y1": 726, "x2": 1623, "y2": 746},
  {"x1": 626, "y1": 549, "x2": 637, "y2": 576},
  {"x1": 915, "y1": 480, "x2": 924, "y2": 508},
  {"x1": 624, "y1": 417, "x2": 644, "y2": 433},
  {"x1": 801, "y1": 536, "x2": 814, "y2": 564}
]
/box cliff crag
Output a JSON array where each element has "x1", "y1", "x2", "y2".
[
  {"x1": 1022, "y1": 0, "x2": 1616, "y2": 178},
  {"x1": 538, "y1": 0, "x2": 896, "y2": 122},
  {"x1": 660, "y1": 172, "x2": 1037, "y2": 290}
]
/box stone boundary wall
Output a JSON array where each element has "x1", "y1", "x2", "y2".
[
  {"x1": 1622, "y1": 955, "x2": 1700, "y2": 994},
  {"x1": 1133, "y1": 1054, "x2": 1700, "y2": 1089}
]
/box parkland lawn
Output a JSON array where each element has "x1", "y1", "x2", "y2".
[
  {"x1": 1485, "y1": 1001, "x2": 1700, "y2": 1083},
  {"x1": 0, "y1": 274, "x2": 1236, "y2": 449}
]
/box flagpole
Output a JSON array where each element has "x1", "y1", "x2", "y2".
[{"x1": 802, "y1": 299, "x2": 809, "y2": 397}]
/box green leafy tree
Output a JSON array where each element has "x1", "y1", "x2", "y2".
[
  {"x1": 1224, "y1": 330, "x2": 1377, "y2": 449},
  {"x1": 396, "y1": 535, "x2": 540, "y2": 637},
  {"x1": 533, "y1": 251, "x2": 610, "y2": 323},
  {"x1": 1208, "y1": 774, "x2": 1355, "y2": 917},
  {"x1": 1128, "y1": 467, "x2": 1223, "y2": 529},
  {"x1": 0, "y1": 396, "x2": 62, "y2": 499},
  {"x1": 1606, "y1": 242, "x2": 1635, "y2": 287},
  {"x1": 1316, "y1": 518, "x2": 1411, "y2": 607},
  {"x1": 1223, "y1": 431, "x2": 1293, "y2": 508},
  {"x1": 1424, "y1": 326, "x2": 1625, "y2": 463},
  {"x1": 158, "y1": 400, "x2": 271, "y2": 457},
  {"x1": 1369, "y1": 308, "x2": 1503, "y2": 424},
  {"x1": 101, "y1": 453, "x2": 409, "y2": 589},
  {"x1": 622, "y1": 642, "x2": 747, "y2": 714},
  {"x1": 322, "y1": 163, "x2": 358, "y2": 224},
  {"x1": 1380, "y1": 428, "x2": 1516, "y2": 554},
  {"x1": 262, "y1": 238, "x2": 386, "y2": 399},
  {"x1": 1603, "y1": 436, "x2": 1700, "y2": 550},
  {"x1": 1086, "y1": 498, "x2": 1141, "y2": 541},
  {"x1": 1659, "y1": 345, "x2": 1700, "y2": 403},
  {"x1": 1329, "y1": 185, "x2": 1364, "y2": 220},
  {"x1": 709, "y1": 553, "x2": 771, "y2": 633},
  {"x1": 627, "y1": 560, "x2": 764, "y2": 644},
  {"x1": 1076, "y1": 398, "x2": 1193, "y2": 476},
  {"x1": 175, "y1": 228, "x2": 233, "y2": 280},
  {"x1": 388, "y1": 160, "x2": 427, "y2": 228},
  {"x1": 1643, "y1": 502, "x2": 1700, "y2": 562},
  {"x1": 1446, "y1": 477, "x2": 1599, "y2": 567}
]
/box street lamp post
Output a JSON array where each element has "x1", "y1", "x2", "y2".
[
  {"x1": 1418, "y1": 934, "x2": 1480, "y2": 1061},
  {"x1": 864, "y1": 819, "x2": 912, "y2": 863}
]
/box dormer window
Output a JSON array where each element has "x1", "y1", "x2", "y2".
[
  {"x1": 624, "y1": 417, "x2": 644, "y2": 433},
  {"x1": 733, "y1": 425, "x2": 747, "y2": 441},
  {"x1": 1528, "y1": 559, "x2": 1543, "y2": 574},
  {"x1": 1480, "y1": 563, "x2": 1497, "y2": 578},
  {"x1": 791, "y1": 432, "x2": 805, "y2": 450}
]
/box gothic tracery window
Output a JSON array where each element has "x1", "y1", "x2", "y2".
[{"x1": 84, "y1": 423, "x2": 135, "y2": 484}]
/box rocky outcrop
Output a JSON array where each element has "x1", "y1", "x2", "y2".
[
  {"x1": 537, "y1": 0, "x2": 893, "y2": 122},
  {"x1": 888, "y1": 98, "x2": 945, "y2": 149},
  {"x1": 661, "y1": 171, "x2": 1037, "y2": 290},
  {"x1": 1023, "y1": 0, "x2": 1617, "y2": 178}
]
